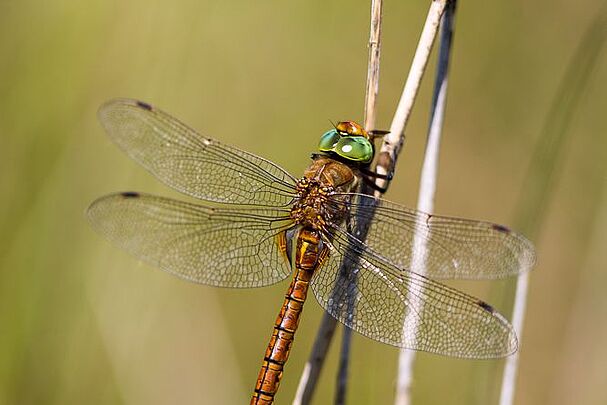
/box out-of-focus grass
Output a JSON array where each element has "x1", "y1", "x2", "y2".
[{"x1": 0, "y1": 1, "x2": 605, "y2": 404}]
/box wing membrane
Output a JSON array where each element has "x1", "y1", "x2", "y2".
[
  {"x1": 327, "y1": 193, "x2": 536, "y2": 279},
  {"x1": 98, "y1": 99, "x2": 298, "y2": 207},
  {"x1": 87, "y1": 192, "x2": 294, "y2": 287},
  {"x1": 311, "y1": 225, "x2": 517, "y2": 358}
]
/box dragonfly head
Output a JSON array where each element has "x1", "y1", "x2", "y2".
[{"x1": 318, "y1": 121, "x2": 374, "y2": 164}]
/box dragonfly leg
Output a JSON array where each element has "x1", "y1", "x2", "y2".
[
  {"x1": 361, "y1": 176, "x2": 389, "y2": 193},
  {"x1": 360, "y1": 167, "x2": 393, "y2": 181},
  {"x1": 359, "y1": 166, "x2": 393, "y2": 193}
]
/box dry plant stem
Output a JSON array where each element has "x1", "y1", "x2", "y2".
[
  {"x1": 363, "y1": 0, "x2": 384, "y2": 131},
  {"x1": 335, "y1": 1, "x2": 384, "y2": 404},
  {"x1": 498, "y1": 274, "x2": 529, "y2": 405},
  {"x1": 499, "y1": 13, "x2": 607, "y2": 405},
  {"x1": 292, "y1": 309, "x2": 337, "y2": 405},
  {"x1": 292, "y1": 1, "x2": 384, "y2": 404},
  {"x1": 394, "y1": 2, "x2": 455, "y2": 404},
  {"x1": 376, "y1": 0, "x2": 448, "y2": 183},
  {"x1": 294, "y1": 1, "x2": 448, "y2": 404},
  {"x1": 335, "y1": 327, "x2": 353, "y2": 405}
]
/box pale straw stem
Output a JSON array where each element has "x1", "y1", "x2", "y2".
[
  {"x1": 393, "y1": 2, "x2": 453, "y2": 404},
  {"x1": 292, "y1": 1, "x2": 384, "y2": 403}
]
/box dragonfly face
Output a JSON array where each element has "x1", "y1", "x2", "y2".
[
  {"x1": 318, "y1": 121, "x2": 374, "y2": 164},
  {"x1": 87, "y1": 99, "x2": 536, "y2": 404}
]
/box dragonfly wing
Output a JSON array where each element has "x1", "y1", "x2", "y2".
[
  {"x1": 98, "y1": 99, "x2": 298, "y2": 207},
  {"x1": 87, "y1": 192, "x2": 294, "y2": 287},
  {"x1": 326, "y1": 193, "x2": 535, "y2": 279},
  {"x1": 310, "y1": 225, "x2": 517, "y2": 358}
]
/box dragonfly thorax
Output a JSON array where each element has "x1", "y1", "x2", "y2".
[
  {"x1": 291, "y1": 156, "x2": 360, "y2": 231},
  {"x1": 290, "y1": 178, "x2": 333, "y2": 230}
]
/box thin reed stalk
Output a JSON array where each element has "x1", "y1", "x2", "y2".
[
  {"x1": 335, "y1": 1, "x2": 384, "y2": 403},
  {"x1": 293, "y1": 1, "x2": 449, "y2": 404},
  {"x1": 499, "y1": 10, "x2": 607, "y2": 405},
  {"x1": 394, "y1": 2, "x2": 456, "y2": 404},
  {"x1": 293, "y1": 2, "x2": 384, "y2": 403}
]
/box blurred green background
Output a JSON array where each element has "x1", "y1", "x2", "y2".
[{"x1": 1, "y1": 0, "x2": 606, "y2": 404}]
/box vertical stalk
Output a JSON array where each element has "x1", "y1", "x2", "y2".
[
  {"x1": 335, "y1": 1, "x2": 384, "y2": 404},
  {"x1": 294, "y1": 1, "x2": 448, "y2": 403},
  {"x1": 375, "y1": 0, "x2": 448, "y2": 184},
  {"x1": 499, "y1": 11, "x2": 607, "y2": 405},
  {"x1": 394, "y1": 2, "x2": 456, "y2": 404},
  {"x1": 293, "y1": 2, "x2": 384, "y2": 403},
  {"x1": 363, "y1": 0, "x2": 384, "y2": 131}
]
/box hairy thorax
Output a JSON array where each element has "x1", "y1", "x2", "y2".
[{"x1": 290, "y1": 156, "x2": 360, "y2": 231}]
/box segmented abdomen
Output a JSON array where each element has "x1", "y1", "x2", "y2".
[{"x1": 251, "y1": 229, "x2": 328, "y2": 405}]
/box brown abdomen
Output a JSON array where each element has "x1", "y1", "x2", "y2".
[{"x1": 251, "y1": 229, "x2": 327, "y2": 405}]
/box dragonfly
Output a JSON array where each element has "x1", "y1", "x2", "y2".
[{"x1": 87, "y1": 99, "x2": 536, "y2": 405}]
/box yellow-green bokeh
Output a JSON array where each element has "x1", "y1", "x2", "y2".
[{"x1": 1, "y1": 1, "x2": 606, "y2": 404}]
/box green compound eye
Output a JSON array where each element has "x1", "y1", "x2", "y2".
[
  {"x1": 334, "y1": 136, "x2": 373, "y2": 163},
  {"x1": 318, "y1": 129, "x2": 340, "y2": 152}
]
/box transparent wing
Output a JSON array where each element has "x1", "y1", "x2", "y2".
[
  {"x1": 87, "y1": 192, "x2": 294, "y2": 287},
  {"x1": 326, "y1": 193, "x2": 536, "y2": 279},
  {"x1": 311, "y1": 226, "x2": 517, "y2": 358},
  {"x1": 98, "y1": 99, "x2": 298, "y2": 207}
]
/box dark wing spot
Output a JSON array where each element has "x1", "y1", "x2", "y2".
[
  {"x1": 477, "y1": 300, "x2": 495, "y2": 314},
  {"x1": 136, "y1": 101, "x2": 153, "y2": 111},
  {"x1": 120, "y1": 192, "x2": 140, "y2": 198},
  {"x1": 425, "y1": 214, "x2": 433, "y2": 228},
  {"x1": 492, "y1": 224, "x2": 511, "y2": 233}
]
